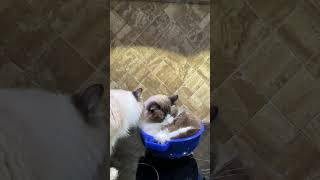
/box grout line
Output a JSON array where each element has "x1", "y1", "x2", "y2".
[
  {"x1": 5, "y1": 58, "x2": 42, "y2": 88},
  {"x1": 243, "y1": 0, "x2": 299, "y2": 31},
  {"x1": 238, "y1": 102, "x2": 270, "y2": 130},
  {"x1": 56, "y1": 33, "x2": 99, "y2": 71},
  {"x1": 269, "y1": 101, "x2": 301, "y2": 131},
  {"x1": 266, "y1": 65, "x2": 318, "y2": 124}
]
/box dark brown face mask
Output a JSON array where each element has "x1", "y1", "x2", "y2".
[
  {"x1": 145, "y1": 101, "x2": 168, "y2": 123},
  {"x1": 145, "y1": 95, "x2": 179, "y2": 123}
]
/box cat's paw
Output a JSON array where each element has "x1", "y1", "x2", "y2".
[
  {"x1": 155, "y1": 130, "x2": 170, "y2": 144},
  {"x1": 110, "y1": 167, "x2": 118, "y2": 180}
]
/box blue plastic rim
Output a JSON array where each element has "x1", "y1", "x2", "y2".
[{"x1": 139, "y1": 122, "x2": 205, "y2": 159}]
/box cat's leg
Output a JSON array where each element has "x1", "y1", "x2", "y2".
[
  {"x1": 110, "y1": 167, "x2": 118, "y2": 180},
  {"x1": 154, "y1": 126, "x2": 194, "y2": 144},
  {"x1": 167, "y1": 126, "x2": 194, "y2": 139}
]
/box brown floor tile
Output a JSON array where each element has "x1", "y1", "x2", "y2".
[
  {"x1": 213, "y1": 118, "x2": 234, "y2": 144},
  {"x1": 0, "y1": 51, "x2": 11, "y2": 65},
  {"x1": 0, "y1": 54, "x2": 36, "y2": 88},
  {"x1": 227, "y1": 135, "x2": 286, "y2": 180},
  {"x1": 239, "y1": 105, "x2": 320, "y2": 179},
  {"x1": 166, "y1": 4, "x2": 202, "y2": 34},
  {"x1": 110, "y1": 10, "x2": 126, "y2": 35},
  {"x1": 213, "y1": 1, "x2": 270, "y2": 88},
  {"x1": 245, "y1": 0, "x2": 299, "y2": 26},
  {"x1": 0, "y1": 62, "x2": 35, "y2": 88},
  {"x1": 239, "y1": 33, "x2": 301, "y2": 99},
  {"x1": 305, "y1": 53, "x2": 320, "y2": 79},
  {"x1": 213, "y1": 0, "x2": 244, "y2": 19},
  {"x1": 141, "y1": 73, "x2": 171, "y2": 96},
  {"x1": 0, "y1": 0, "x2": 14, "y2": 12},
  {"x1": 190, "y1": 4, "x2": 210, "y2": 19},
  {"x1": 0, "y1": 0, "x2": 57, "y2": 69},
  {"x1": 135, "y1": 11, "x2": 172, "y2": 46},
  {"x1": 242, "y1": 104, "x2": 298, "y2": 157},
  {"x1": 27, "y1": 0, "x2": 107, "y2": 66},
  {"x1": 27, "y1": 0, "x2": 105, "y2": 32},
  {"x1": 187, "y1": 17, "x2": 210, "y2": 51},
  {"x1": 197, "y1": 58, "x2": 210, "y2": 82},
  {"x1": 29, "y1": 38, "x2": 95, "y2": 93},
  {"x1": 271, "y1": 67, "x2": 320, "y2": 128},
  {"x1": 278, "y1": 0, "x2": 320, "y2": 62},
  {"x1": 304, "y1": 114, "x2": 320, "y2": 150},
  {"x1": 118, "y1": 72, "x2": 140, "y2": 91},
  {"x1": 215, "y1": 73, "x2": 268, "y2": 133},
  {"x1": 112, "y1": 1, "x2": 163, "y2": 46},
  {"x1": 263, "y1": 132, "x2": 320, "y2": 179},
  {"x1": 155, "y1": 22, "x2": 194, "y2": 55},
  {"x1": 308, "y1": 163, "x2": 320, "y2": 180},
  {"x1": 59, "y1": 0, "x2": 107, "y2": 67},
  {"x1": 135, "y1": 1, "x2": 169, "y2": 22}
]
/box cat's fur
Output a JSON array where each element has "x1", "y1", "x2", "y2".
[
  {"x1": 110, "y1": 88, "x2": 144, "y2": 180},
  {"x1": 0, "y1": 84, "x2": 107, "y2": 180},
  {"x1": 140, "y1": 94, "x2": 201, "y2": 144}
]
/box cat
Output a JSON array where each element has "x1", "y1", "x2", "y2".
[
  {"x1": 110, "y1": 88, "x2": 144, "y2": 180},
  {"x1": 0, "y1": 84, "x2": 107, "y2": 180},
  {"x1": 140, "y1": 94, "x2": 201, "y2": 144}
]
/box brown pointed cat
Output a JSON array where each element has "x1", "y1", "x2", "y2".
[{"x1": 140, "y1": 94, "x2": 201, "y2": 144}]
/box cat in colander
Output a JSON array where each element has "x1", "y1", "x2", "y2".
[{"x1": 139, "y1": 94, "x2": 201, "y2": 144}]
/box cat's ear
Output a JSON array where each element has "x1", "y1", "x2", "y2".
[
  {"x1": 72, "y1": 84, "x2": 104, "y2": 115},
  {"x1": 169, "y1": 95, "x2": 178, "y2": 105},
  {"x1": 132, "y1": 88, "x2": 143, "y2": 100}
]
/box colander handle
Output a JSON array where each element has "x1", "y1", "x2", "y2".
[{"x1": 144, "y1": 138, "x2": 170, "y2": 152}]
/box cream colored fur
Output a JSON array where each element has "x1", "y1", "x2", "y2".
[{"x1": 110, "y1": 89, "x2": 143, "y2": 180}]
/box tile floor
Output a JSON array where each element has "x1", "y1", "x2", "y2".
[
  {"x1": 0, "y1": 0, "x2": 107, "y2": 93},
  {"x1": 213, "y1": 0, "x2": 320, "y2": 179}
]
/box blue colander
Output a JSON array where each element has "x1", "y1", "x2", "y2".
[{"x1": 139, "y1": 123, "x2": 205, "y2": 159}]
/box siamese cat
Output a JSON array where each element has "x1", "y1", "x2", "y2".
[
  {"x1": 110, "y1": 88, "x2": 144, "y2": 180},
  {"x1": 140, "y1": 94, "x2": 201, "y2": 144},
  {"x1": 0, "y1": 84, "x2": 107, "y2": 180}
]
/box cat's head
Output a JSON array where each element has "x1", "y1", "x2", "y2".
[
  {"x1": 127, "y1": 87, "x2": 144, "y2": 126},
  {"x1": 72, "y1": 84, "x2": 105, "y2": 123},
  {"x1": 143, "y1": 94, "x2": 178, "y2": 123},
  {"x1": 110, "y1": 87, "x2": 144, "y2": 127}
]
